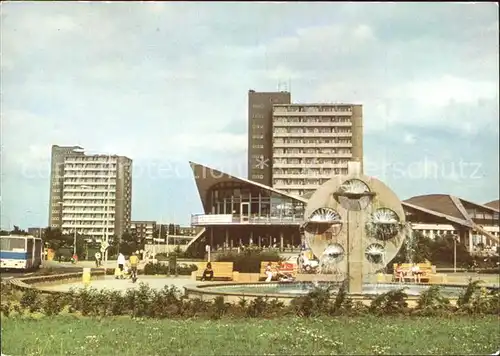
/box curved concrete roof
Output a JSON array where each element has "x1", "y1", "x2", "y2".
[
  {"x1": 404, "y1": 194, "x2": 499, "y2": 220},
  {"x1": 189, "y1": 161, "x2": 307, "y2": 213},
  {"x1": 485, "y1": 199, "x2": 500, "y2": 210}
]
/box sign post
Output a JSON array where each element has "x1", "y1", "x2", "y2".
[{"x1": 205, "y1": 244, "x2": 211, "y2": 262}]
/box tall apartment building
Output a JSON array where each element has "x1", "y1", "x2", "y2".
[
  {"x1": 48, "y1": 145, "x2": 132, "y2": 241},
  {"x1": 248, "y1": 90, "x2": 291, "y2": 186},
  {"x1": 130, "y1": 221, "x2": 156, "y2": 242},
  {"x1": 272, "y1": 103, "x2": 363, "y2": 197}
]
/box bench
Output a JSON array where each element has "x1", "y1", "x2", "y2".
[
  {"x1": 259, "y1": 261, "x2": 298, "y2": 281},
  {"x1": 191, "y1": 262, "x2": 234, "y2": 281},
  {"x1": 393, "y1": 263, "x2": 434, "y2": 283}
]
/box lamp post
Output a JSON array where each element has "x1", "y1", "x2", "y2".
[
  {"x1": 453, "y1": 233, "x2": 458, "y2": 273},
  {"x1": 102, "y1": 155, "x2": 112, "y2": 265}
]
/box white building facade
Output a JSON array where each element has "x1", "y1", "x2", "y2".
[
  {"x1": 271, "y1": 103, "x2": 363, "y2": 197},
  {"x1": 59, "y1": 153, "x2": 132, "y2": 241}
]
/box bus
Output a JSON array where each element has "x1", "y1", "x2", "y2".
[{"x1": 0, "y1": 235, "x2": 43, "y2": 270}]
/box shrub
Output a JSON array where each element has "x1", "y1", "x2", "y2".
[
  {"x1": 216, "y1": 249, "x2": 282, "y2": 273},
  {"x1": 43, "y1": 293, "x2": 68, "y2": 316},
  {"x1": 246, "y1": 297, "x2": 271, "y2": 318},
  {"x1": 331, "y1": 280, "x2": 355, "y2": 315},
  {"x1": 106, "y1": 290, "x2": 127, "y2": 316},
  {"x1": 148, "y1": 286, "x2": 183, "y2": 318},
  {"x1": 70, "y1": 287, "x2": 102, "y2": 316},
  {"x1": 9, "y1": 279, "x2": 499, "y2": 320},
  {"x1": 369, "y1": 289, "x2": 409, "y2": 315},
  {"x1": 180, "y1": 298, "x2": 211, "y2": 318},
  {"x1": 457, "y1": 280, "x2": 500, "y2": 315},
  {"x1": 143, "y1": 262, "x2": 197, "y2": 276},
  {"x1": 211, "y1": 296, "x2": 229, "y2": 320},
  {"x1": 414, "y1": 285, "x2": 451, "y2": 316},
  {"x1": 1, "y1": 301, "x2": 11, "y2": 317},
  {"x1": 20, "y1": 288, "x2": 42, "y2": 313}
]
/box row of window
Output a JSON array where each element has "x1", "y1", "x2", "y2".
[
  {"x1": 274, "y1": 106, "x2": 353, "y2": 113},
  {"x1": 65, "y1": 157, "x2": 117, "y2": 162},
  {"x1": 62, "y1": 179, "x2": 116, "y2": 183},
  {"x1": 274, "y1": 128, "x2": 351, "y2": 134},
  {"x1": 274, "y1": 117, "x2": 351, "y2": 123},
  {"x1": 274, "y1": 139, "x2": 352, "y2": 144},
  {"x1": 274, "y1": 179, "x2": 329, "y2": 186},
  {"x1": 274, "y1": 149, "x2": 352, "y2": 154},
  {"x1": 274, "y1": 159, "x2": 350, "y2": 164},
  {"x1": 273, "y1": 169, "x2": 345, "y2": 175},
  {"x1": 65, "y1": 164, "x2": 117, "y2": 169}
]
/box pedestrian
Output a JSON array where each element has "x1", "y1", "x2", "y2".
[
  {"x1": 117, "y1": 252, "x2": 126, "y2": 278},
  {"x1": 95, "y1": 251, "x2": 101, "y2": 267}
]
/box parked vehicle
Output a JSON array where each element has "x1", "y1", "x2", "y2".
[{"x1": 0, "y1": 235, "x2": 43, "y2": 270}]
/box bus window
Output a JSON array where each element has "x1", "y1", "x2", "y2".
[{"x1": 1, "y1": 238, "x2": 26, "y2": 251}]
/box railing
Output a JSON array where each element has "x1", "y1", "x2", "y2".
[{"x1": 191, "y1": 214, "x2": 305, "y2": 226}]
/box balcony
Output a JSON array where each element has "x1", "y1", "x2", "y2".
[
  {"x1": 273, "y1": 111, "x2": 352, "y2": 116},
  {"x1": 62, "y1": 216, "x2": 114, "y2": 221},
  {"x1": 273, "y1": 173, "x2": 339, "y2": 179},
  {"x1": 272, "y1": 162, "x2": 349, "y2": 168},
  {"x1": 273, "y1": 121, "x2": 352, "y2": 127},
  {"x1": 63, "y1": 180, "x2": 116, "y2": 185},
  {"x1": 191, "y1": 214, "x2": 304, "y2": 226},
  {"x1": 272, "y1": 152, "x2": 352, "y2": 158},
  {"x1": 273, "y1": 142, "x2": 353, "y2": 148},
  {"x1": 273, "y1": 132, "x2": 352, "y2": 138},
  {"x1": 62, "y1": 202, "x2": 115, "y2": 207}
]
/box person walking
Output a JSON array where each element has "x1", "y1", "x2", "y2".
[
  {"x1": 95, "y1": 251, "x2": 102, "y2": 268},
  {"x1": 117, "y1": 252, "x2": 126, "y2": 279}
]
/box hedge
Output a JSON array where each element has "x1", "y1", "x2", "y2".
[{"x1": 1, "y1": 280, "x2": 498, "y2": 319}]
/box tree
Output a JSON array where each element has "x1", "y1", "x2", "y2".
[
  {"x1": 10, "y1": 226, "x2": 28, "y2": 235},
  {"x1": 390, "y1": 230, "x2": 433, "y2": 265},
  {"x1": 430, "y1": 233, "x2": 472, "y2": 267},
  {"x1": 43, "y1": 227, "x2": 70, "y2": 250},
  {"x1": 119, "y1": 230, "x2": 145, "y2": 256}
]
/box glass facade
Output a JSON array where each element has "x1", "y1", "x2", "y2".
[{"x1": 206, "y1": 181, "x2": 304, "y2": 223}]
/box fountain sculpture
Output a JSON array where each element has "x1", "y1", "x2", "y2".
[{"x1": 303, "y1": 161, "x2": 407, "y2": 294}]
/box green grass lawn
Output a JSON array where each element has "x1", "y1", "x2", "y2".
[{"x1": 1, "y1": 315, "x2": 498, "y2": 355}]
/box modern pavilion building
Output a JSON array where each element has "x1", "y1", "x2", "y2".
[{"x1": 186, "y1": 162, "x2": 499, "y2": 256}]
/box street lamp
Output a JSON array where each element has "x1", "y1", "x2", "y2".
[
  {"x1": 103, "y1": 155, "x2": 112, "y2": 265},
  {"x1": 453, "y1": 234, "x2": 458, "y2": 273}
]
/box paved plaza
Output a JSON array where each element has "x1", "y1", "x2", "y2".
[{"x1": 38, "y1": 275, "x2": 206, "y2": 293}]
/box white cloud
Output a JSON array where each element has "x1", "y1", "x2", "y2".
[
  {"x1": 402, "y1": 76, "x2": 498, "y2": 107},
  {"x1": 403, "y1": 134, "x2": 416, "y2": 145}
]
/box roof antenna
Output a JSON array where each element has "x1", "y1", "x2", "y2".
[{"x1": 278, "y1": 80, "x2": 288, "y2": 92}]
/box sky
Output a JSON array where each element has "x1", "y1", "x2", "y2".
[{"x1": 1, "y1": 2, "x2": 498, "y2": 229}]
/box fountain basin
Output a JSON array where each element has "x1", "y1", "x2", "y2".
[{"x1": 184, "y1": 281, "x2": 499, "y2": 306}]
